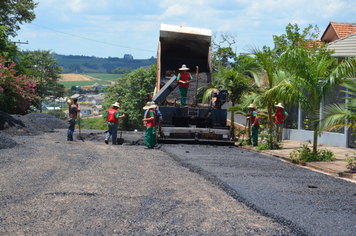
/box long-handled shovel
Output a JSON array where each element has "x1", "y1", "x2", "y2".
[{"x1": 116, "y1": 116, "x2": 125, "y2": 145}]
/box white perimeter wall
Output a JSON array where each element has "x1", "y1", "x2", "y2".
[{"x1": 283, "y1": 128, "x2": 348, "y2": 147}]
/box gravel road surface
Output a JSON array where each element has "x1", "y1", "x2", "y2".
[
  {"x1": 0, "y1": 129, "x2": 294, "y2": 235},
  {"x1": 163, "y1": 144, "x2": 356, "y2": 236}
]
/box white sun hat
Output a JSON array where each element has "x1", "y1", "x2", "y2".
[
  {"x1": 179, "y1": 64, "x2": 190, "y2": 70},
  {"x1": 274, "y1": 103, "x2": 284, "y2": 109}
]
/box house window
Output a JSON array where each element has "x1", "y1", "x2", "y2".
[
  {"x1": 284, "y1": 103, "x2": 299, "y2": 129},
  {"x1": 322, "y1": 84, "x2": 345, "y2": 134}
]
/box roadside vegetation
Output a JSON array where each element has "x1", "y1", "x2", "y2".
[{"x1": 203, "y1": 23, "x2": 356, "y2": 165}]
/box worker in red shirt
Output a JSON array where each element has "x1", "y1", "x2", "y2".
[
  {"x1": 177, "y1": 64, "x2": 192, "y2": 106},
  {"x1": 142, "y1": 101, "x2": 156, "y2": 149},
  {"x1": 246, "y1": 104, "x2": 260, "y2": 147},
  {"x1": 105, "y1": 102, "x2": 125, "y2": 145},
  {"x1": 272, "y1": 103, "x2": 288, "y2": 142}
]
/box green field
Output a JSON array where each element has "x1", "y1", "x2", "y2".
[
  {"x1": 87, "y1": 73, "x2": 122, "y2": 81},
  {"x1": 59, "y1": 80, "x2": 112, "y2": 88}
]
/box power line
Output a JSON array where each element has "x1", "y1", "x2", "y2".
[{"x1": 30, "y1": 23, "x2": 155, "y2": 53}]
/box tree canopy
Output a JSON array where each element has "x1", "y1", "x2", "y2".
[
  {"x1": 20, "y1": 50, "x2": 65, "y2": 111},
  {"x1": 103, "y1": 65, "x2": 156, "y2": 131},
  {"x1": 0, "y1": 0, "x2": 38, "y2": 37}
]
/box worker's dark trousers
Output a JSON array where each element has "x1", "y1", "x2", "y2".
[
  {"x1": 252, "y1": 124, "x2": 260, "y2": 146},
  {"x1": 179, "y1": 86, "x2": 188, "y2": 106},
  {"x1": 145, "y1": 126, "x2": 154, "y2": 148}
]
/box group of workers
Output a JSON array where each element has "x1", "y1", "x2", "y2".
[
  {"x1": 246, "y1": 102, "x2": 289, "y2": 147},
  {"x1": 66, "y1": 64, "x2": 190, "y2": 147},
  {"x1": 67, "y1": 63, "x2": 288, "y2": 148},
  {"x1": 67, "y1": 99, "x2": 163, "y2": 148}
]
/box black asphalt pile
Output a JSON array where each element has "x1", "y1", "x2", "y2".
[
  {"x1": 0, "y1": 111, "x2": 68, "y2": 149},
  {"x1": 0, "y1": 133, "x2": 17, "y2": 149},
  {"x1": 0, "y1": 111, "x2": 27, "y2": 133},
  {"x1": 16, "y1": 112, "x2": 68, "y2": 132}
]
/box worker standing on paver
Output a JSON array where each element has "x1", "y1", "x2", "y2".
[
  {"x1": 246, "y1": 104, "x2": 260, "y2": 147},
  {"x1": 153, "y1": 105, "x2": 163, "y2": 146},
  {"x1": 142, "y1": 102, "x2": 156, "y2": 149},
  {"x1": 105, "y1": 102, "x2": 125, "y2": 145},
  {"x1": 177, "y1": 64, "x2": 193, "y2": 106},
  {"x1": 272, "y1": 103, "x2": 288, "y2": 142}
]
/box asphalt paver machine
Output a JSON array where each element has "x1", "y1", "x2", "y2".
[{"x1": 153, "y1": 24, "x2": 234, "y2": 145}]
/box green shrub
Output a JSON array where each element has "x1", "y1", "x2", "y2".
[
  {"x1": 256, "y1": 142, "x2": 269, "y2": 150},
  {"x1": 258, "y1": 127, "x2": 283, "y2": 150},
  {"x1": 345, "y1": 153, "x2": 356, "y2": 173},
  {"x1": 290, "y1": 140, "x2": 336, "y2": 163},
  {"x1": 79, "y1": 117, "x2": 107, "y2": 130}
]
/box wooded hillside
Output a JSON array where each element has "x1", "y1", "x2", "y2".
[{"x1": 54, "y1": 54, "x2": 156, "y2": 74}]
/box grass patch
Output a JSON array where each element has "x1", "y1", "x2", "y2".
[
  {"x1": 80, "y1": 117, "x2": 107, "y2": 130},
  {"x1": 59, "y1": 80, "x2": 112, "y2": 88},
  {"x1": 87, "y1": 73, "x2": 122, "y2": 81}
]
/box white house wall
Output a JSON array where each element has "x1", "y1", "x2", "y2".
[
  {"x1": 225, "y1": 102, "x2": 349, "y2": 147},
  {"x1": 283, "y1": 129, "x2": 348, "y2": 147}
]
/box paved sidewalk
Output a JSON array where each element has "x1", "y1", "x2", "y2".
[{"x1": 241, "y1": 140, "x2": 356, "y2": 180}]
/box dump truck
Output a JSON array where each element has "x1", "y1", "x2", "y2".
[{"x1": 153, "y1": 24, "x2": 234, "y2": 145}]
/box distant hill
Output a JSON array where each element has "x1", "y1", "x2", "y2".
[{"x1": 54, "y1": 54, "x2": 156, "y2": 74}]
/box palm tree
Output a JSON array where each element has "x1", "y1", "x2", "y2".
[
  {"x1": 198, "y1": 72, "x2": 223, "y2": 105},
  {"x1": 199, "y1": 55, "x2": 263, "y2": 140},
  {"x1": 222, "y1": 57, "x2": 263, "y2": 124},
  {"x1": 279, "y1": 47, "x2": 356, "y2": 154},
  {"x1": 200, "y1": 55, "x2": 262, "y2": 109},
  {"x1": 248, "y1": 46, "x2": 291, "y2": 149}
]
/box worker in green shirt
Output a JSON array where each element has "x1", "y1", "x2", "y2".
[{"x1": 177, "y1": 64, "x2": 193, "y2": 106}]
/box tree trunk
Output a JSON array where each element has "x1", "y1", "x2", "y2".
[
  {"x1": 231, "y1": 103, "x2": 235, "y2": 128},
  {"x1": 268, "y1": 102, "x2": 273, "y2": 149},
  {"x1": 230, "y1": 103, "x2": 235, "y2": 140}
]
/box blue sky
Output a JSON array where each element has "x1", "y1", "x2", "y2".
[{"x1": 11, "y1": 0, "x2": 356, "y2": 59}]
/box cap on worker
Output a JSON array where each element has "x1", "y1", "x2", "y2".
[
  {"x1": 274, "y1": 103, "x2": 284, "y2": 109},
  {"x1": 112, "y1": 102, "x2": 121, "y2": 108},
  {"x1": 247, "y1": 104, "x2": 256, "y2": 109},
  {"x1": 143, "y1": 101, "x2": 157, "y2": 110},
  {"x1": 179, "y1": 64, "x2": 189, "y2": 71}
]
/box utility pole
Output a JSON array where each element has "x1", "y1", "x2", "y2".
[{"x1": 9, "y1": 40, "x2": 28, "y2": 45}]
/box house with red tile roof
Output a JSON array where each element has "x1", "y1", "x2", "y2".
[
  {"x1": 280, "y1": 22, "x2": 356, "y2": 148},
  {"x1": 321, "y1": 21, "x2": 356, "y2": 42},
  {"x1": 327, "y1": 33, "x2": 356, "y2": 58}
]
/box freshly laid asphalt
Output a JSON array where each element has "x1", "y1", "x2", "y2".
[{"x1": 163, "y1": 143, "x2": 356, "y2": 236}]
